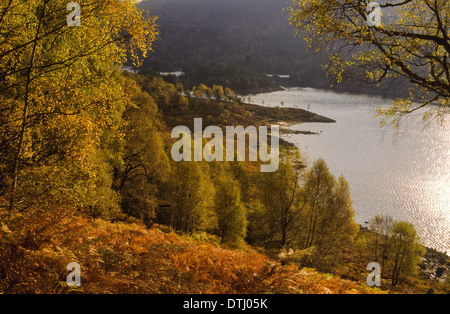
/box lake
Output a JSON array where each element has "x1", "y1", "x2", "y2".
[{"x1": 249, "y1": 87, "x2": 450, "y2": 253}]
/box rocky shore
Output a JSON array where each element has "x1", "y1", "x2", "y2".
[{"x1": 420, "y1": 247, "x2": 450, "y2": 284}]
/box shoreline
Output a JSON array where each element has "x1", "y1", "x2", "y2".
[
  {"x1": 358, "y1": 224, "x2": 450, "y2": 284},
  {"x1": 163, "y1": 97, "x2": 336, "y2": 130},
  {"x1": 242, "y1": 102, "x2": 336, "y2": 124}
]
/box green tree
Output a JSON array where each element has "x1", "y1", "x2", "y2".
[
  {"x1": 369, "y1": 214, "x2": 394, "y2": 271},
  {"x1": 224, "y1": 87, "x2": 235, "y2": 101},
  {"x1": 289, "y1": 0, "x2": 450, "y2": 126},
  {"x1": 113, "y1": 75, "x2": 169, "y2": 225},
  {"x1": 212, "y1": 84, "x2": 225, "y2": 101},
  {"x1": 262, "y1": 154, "x2": 302, "y2": 248},
  {"x1": 213, "y1": 174, "x2": 247, "y2": 247},
  {"x1": 0, "y1": 0, "x2": 158, "y2": 216},
  {"x1": 297, "y1": 159, "x2": 358, "y2": 270},
  {"x1": 317, "y1": 176, "x2": 358, "y2": 266},
  {"x1": 299, "y1": 159, "x2": 335, "y2": 252},
  {"x1": 163, "y1": 160, "x2": 215, "y2": 234},
  {"x1": 388, "y1": 221, "x2": 424, "y2": 285},
  {"x1": 193, "y1": 84, "x2": 210, "y2": 99},
  {"x1": 228, "y1": 161, "x2": 250, "y2": 203},
  {"x1": 177, "y1": 94, "x2": 190, "y2": 111}
]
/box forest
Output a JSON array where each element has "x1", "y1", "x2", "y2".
[
  {"x1": 163, "y1": 62, "x2": 283, "y2": 95},
  {"x1": 0, "y1": 0, "x2": 449, "y2": 295}
]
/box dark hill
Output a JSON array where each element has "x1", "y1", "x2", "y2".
[
  {"x1": 138, "y1": 0, "x2": 409, "y2": 97},
  {"x1": 138, "y1": 0, "x2": 328, "y2": 87}
]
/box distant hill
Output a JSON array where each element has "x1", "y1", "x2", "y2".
[
  {"x1": 138, "y1": 0, "x2": 408, "y2": 97},
  {"x1": 138, "y1": 0, "x2": 328, "y2": 86}
]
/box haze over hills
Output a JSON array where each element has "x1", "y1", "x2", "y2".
[
  {"x1": 138, "y1": 0, "x2": 408, "y2": 97},
  {"x1": 138, "y1": 0, "x2": 328, "y2": 86}
]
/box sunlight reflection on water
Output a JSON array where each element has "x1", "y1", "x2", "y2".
[{"x1": 250, "y1": 88, "x2": 450, "y2": 253}]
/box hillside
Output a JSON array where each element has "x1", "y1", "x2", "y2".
[
  {"x1": 139, "y1": 0, "x2": 314, "y2": 75},
  {"x1": 1, "y1": 73, "x2": 448, "y2": 295},
  {"x1": 3, "y1": 205, "x2": 447, "y2": 294},
  {"x1": 0, "y1": 208, "x2": 383, "y2": 294},
  {"x1": 1, "y1": 0, "x2": 448, "y2": 298}
]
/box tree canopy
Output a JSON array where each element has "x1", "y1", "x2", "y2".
[
  {"x1": 289, "y1": 0, "x2": 450, "y2": 126},
  {"x1": 0, "y1": 0, "x2": 158, "y2": 213}
]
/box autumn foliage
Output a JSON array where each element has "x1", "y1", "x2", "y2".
[
  {"x1": 0, "y1": 0, "x2": 441, "y2": 295},
  {"x1": 0, "y1": 206, "x2": 382, "y2": 294}
]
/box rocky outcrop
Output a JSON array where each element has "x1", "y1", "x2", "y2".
[{"x1": 419, "y1": 248, "x2": 450, "y2": 283}]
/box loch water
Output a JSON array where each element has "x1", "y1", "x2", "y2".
[{"x1": 250, "y1": 87, "x2": 450, "y2": 253}]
